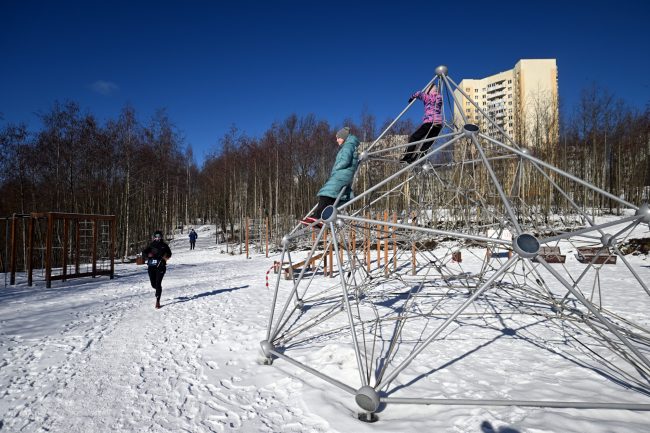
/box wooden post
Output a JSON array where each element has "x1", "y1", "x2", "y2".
[
  {"x1": 27, "y1": 216, "x2": 34, "y2": 286},
  {"x1": 75, "y1": 220, "x2": 80, "y2": 274},
  {"x1": 110, "y1": 216, "x2": 115, "y2": 279},
  {"x1": 411, "y1": 242, "x2": 416, "y2": 275},
  {"x1": 384, "y1": 210, "x2": 389, "y2": 276},
  {"x1": 376, "y1": 213, "x2": 381, "y2": 271},
  {"x1": 62, "y1": 218, "x2": 69, "y2": 281},
  {"x1": 365, "y1": 217, "x2": 370, "y2": 273},
  {"x1": 92, "y1": 218, "x2": 98, "y2": 277},
  {"x1": 9, "y1": 215, "x2": 17, "y2": 285},
  {"x1": 45, "y1": 213, "x2": 54, "y2": 288},
  {"x1": 411, "y1": 214, "x2": 417, "y2": 276},
  {"x1": 265, "y1": 216, "x2": 269, "y2": 258},
  {"x1": 245, "y1": 217, "x2": 250, "y2": 259},
  {"x1": 392, "y1": 211, "x2": 397, "y2": 271}
]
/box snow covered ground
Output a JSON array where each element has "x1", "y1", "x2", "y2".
[{"x1": 2, "y1": 224, "x2": 650, "y2": 432}]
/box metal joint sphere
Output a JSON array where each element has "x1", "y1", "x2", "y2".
[
  {"x1": 601, "y1": 233, "x2": 614, "y2": 247},
  {"x1": 358, "y1": 150, "x2": 368, "y2": 162},
  {"x1": 294, "y1": 299, "x2": 304, "y2": 310},
  {"x1": 463, "y1": 123, "x2": 480, "y2": 137},
  {"x1": 513, "y1": 233, "x2": 540, "y2": 259},
  {"x1": 636, "y1": 203, "x2": 650, "y2": 224},
  {"x1": 435, "y1": 65, "x2": 448, "y2": 76},
  {"x1": 321, "y1": 205, "x2": 338, "y2": 223},
  {"x1": 260, "y1": 340, "x2": 274, "y2": 358},
  {"x1": 281, "y1": 236, "x2": 291, "y2": 248},
  {"x1": 355, "y1": 385, "x2": 380, "y2": 412}
]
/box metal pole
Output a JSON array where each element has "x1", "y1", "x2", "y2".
[
  {"x1": 270, "y1": 349, "x2": 356, "y2": 395},
  {"x1": 366, "y1": 76, "x2": 438, "y2": 153},
  {"x1": 377, "y1": 255, "x2": 518, "y2": 390},
  {"x1": 265, "y1": 247, "x2": 287, "y2": 341},
  {"x1": 440, "y1": 75, "x2": 470, "y2": 126},
  {"x1": 444, "y1": 75, "x2": 519, "y2": 148},
  {"x1": 530, "y1": 162, "x2": 601, "y2": 230},
  {"x1": 382, "y1": 397, "x2": 650, "y2": 410},
  {"x1": 612, "y1": 246, "x2": 650, "y2": 297},
  {"x1": 537, "y1": 257, "x2": 650, "y2": 371},
  {"x1": 539, "y1": 214, "x2": 641, "y2": 244},
  {"x1": 470, "y1": 135, "x2": 523, "y2": 234},
  {"x1": 270, "y1": 227, "x2": 327, "y2": 341},
  {"x1": 343, "y1": 132, "x2": 465, "y2": 210},
  {"x1": 365, "y1": 130, "x2": 459, "y2": 158},
  {"x1": 480, "y1": 133, "x2": 638, "y2": 210},
  {"x1": 330, "y1": 220, "x2": 368, "y2": 387},
  {"x1": 339, "y1": 214, "x2": 511, "y2": 246}
]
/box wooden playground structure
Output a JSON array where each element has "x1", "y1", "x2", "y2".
[{"x1": 1, "y1": 212, "x2": 116, "y2": 288}]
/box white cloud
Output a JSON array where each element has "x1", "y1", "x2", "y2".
[{"x1": 90, "y1": 80, "x2": 119, "y2": 95}]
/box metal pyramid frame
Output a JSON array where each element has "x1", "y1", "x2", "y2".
[{"x1": 261, "y1": 65, "x2": 650, "y2": 419}]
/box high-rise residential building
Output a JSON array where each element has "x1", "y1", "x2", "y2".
[{"x1": 453, "y1": 59, "x2": 558, "y2": 148}]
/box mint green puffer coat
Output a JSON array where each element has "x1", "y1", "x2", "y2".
[{"x1": 317, "y1": 134, "x2": 360, "y2": 201}]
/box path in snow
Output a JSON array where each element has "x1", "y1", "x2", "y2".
[{"x1": 1, "y1": 232, "x2": 333, "y2": 432}]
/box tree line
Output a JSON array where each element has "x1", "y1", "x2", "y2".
[{"x1": 1, "y1": 85, "x2": 648, "y2": 259}]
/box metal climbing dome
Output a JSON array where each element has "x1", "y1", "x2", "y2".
[{"x1": 261, "y1": 65, "x2": 650, "y2": 420}]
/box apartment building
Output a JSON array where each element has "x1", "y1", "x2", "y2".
[{"x1": 453, "y1": 59, "x2": 558, "y2": 148}]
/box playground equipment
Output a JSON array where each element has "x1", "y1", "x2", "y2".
[{"x1": 261, "y1": 66, "x2": 650, "y2": 420}]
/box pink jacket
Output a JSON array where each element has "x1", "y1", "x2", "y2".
[{"x1": 412, "y1": 90, "x2": 443, "y2": 125}]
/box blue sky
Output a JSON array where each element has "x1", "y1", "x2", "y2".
[{"x1": 2, "y1": 1, "x2": 648, "y2": 165}]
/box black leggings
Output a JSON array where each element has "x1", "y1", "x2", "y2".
[
  {"x1": 404, "y1": 123, "x2": 442, "y2": 155},
  {"x1": 148, "y1": 265, "x2": 166, "y2": 299},
  {"x1": 309, "y1": 196, "x2": 336, "y2": 219}
]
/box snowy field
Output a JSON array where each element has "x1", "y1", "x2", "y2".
[{"x1": 2, "y1": 224, "x2": 650, "y2": 432}]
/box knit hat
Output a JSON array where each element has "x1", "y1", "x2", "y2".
[
  {"x1": 153, "y1": 230, "x2": 163, "y2": 239},
  {"x1": 336, "y1": 126, "x2": 350, "y2": 140}
]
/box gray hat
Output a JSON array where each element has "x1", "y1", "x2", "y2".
[{"x1": 336, "y1": 126, "x2": 350, "y2": 140}]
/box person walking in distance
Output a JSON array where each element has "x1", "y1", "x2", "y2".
[
  {"x1": 188, "y1": 228, "x2": 198, "y2": 250},
  {"x1": 142, "y1": 230, "x2": 172, "y2": 309}
]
